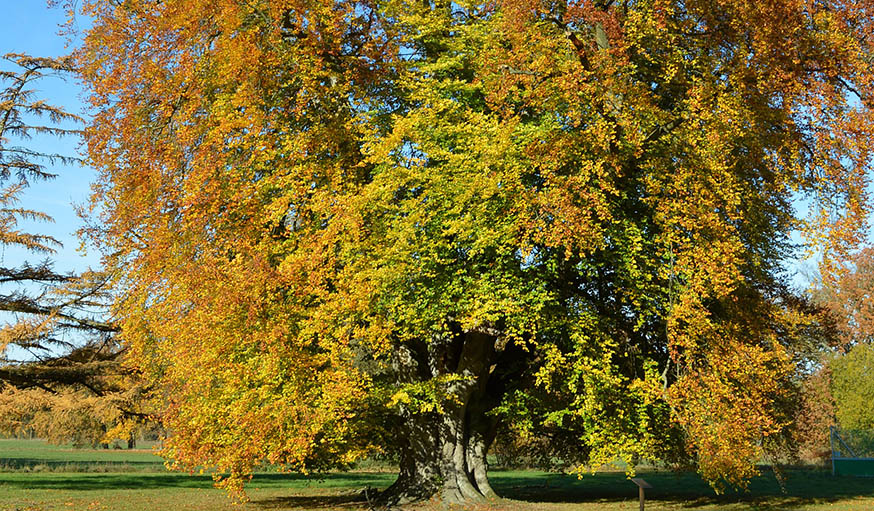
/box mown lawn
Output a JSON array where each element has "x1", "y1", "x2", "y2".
[
  {"x1": 3, "y1": 439, "x2": 874, "y2": 510},
  {"x1": 0, "y1": 439, "x2": 164, "y2": 472}
]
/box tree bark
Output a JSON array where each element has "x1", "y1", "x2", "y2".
[
  {"x1": 381, "y1": 332, "x2": 500, "y2": 505},
  {"x1": 381, "y1": 400, "x2": 497, "y2": 505}
]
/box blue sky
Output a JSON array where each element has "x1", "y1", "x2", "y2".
[{"x1": 1, "y1": 1, "x2": 97, "y2": 275}]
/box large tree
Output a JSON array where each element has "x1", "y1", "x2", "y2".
[
  {"x1": 0, "y1": 53, "x2": 147, "y2": 447},
  {"x1": 77, "y1": 0, "x2": 873, "y2": 503}
]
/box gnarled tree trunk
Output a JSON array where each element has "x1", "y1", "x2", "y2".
[
  {"x1": 382, "y1": 399, "x2": 498, "y2": 504},
  {"x1": 382, "y1": 332, "x2": 502, "y2": 505}
]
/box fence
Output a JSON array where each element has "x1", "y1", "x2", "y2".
[{"x1": 830, "y1": 426, "x2": 874, "y2": 476}]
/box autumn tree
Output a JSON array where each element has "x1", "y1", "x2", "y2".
[
  {"x1": 815, "y1": 247, "x2": 874, "y2": 346},
  {"x1": 77, "y1": 0, "x2": 874, "y2": 503},
  {"x1": 807, "y1": 247, "x2": 874, "y2": 437},
  {"x1": 0, "y1": 53, "x2": 147, "y2": 447},
  {"x1": 792, "y1": 365, "x2": 837, "y2": 464}
]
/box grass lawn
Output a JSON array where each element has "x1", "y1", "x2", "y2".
[
  {"x1": 0, "y1": 439, "x2": 164, "y2": 472},
  {"x1": 3, "y1": 439, "x2": 874, "y2": 510}
]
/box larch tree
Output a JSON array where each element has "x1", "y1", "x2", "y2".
[
  {"x1": 77, "y1": 0, "x2": 873, "y2": 504},
  {"x1": 0, "y1": 53, "x2": 146, "y2": 447}
]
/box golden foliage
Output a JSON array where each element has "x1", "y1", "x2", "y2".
[{"x1": 76, "y1": 0, "x2": 874, "y2": 498}]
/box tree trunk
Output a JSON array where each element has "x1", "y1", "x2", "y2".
[
  {"x1": 381, "y1": 332, "x2": 499, "y2": 505},
  {"x1": 380, "y1": 402, "x2": 497, "y2": 505}
]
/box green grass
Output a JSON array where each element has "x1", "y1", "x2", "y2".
[
  {"x1": 2, "y1": 439, "x2": 874, "y2": 510},
  {"x1": 0, "y1": 471, "x2": 397, "y2": 511},
  {"x1": 0, "y1": 439, "x2": 164, "y2": 472}
]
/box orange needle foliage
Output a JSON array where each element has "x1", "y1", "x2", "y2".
[
  {"x1": 76, "y1": 0, "x2": 873, "y2": 503},
  {"x1": 0, "y1": 53, "x2": 149, "y2": 447}
]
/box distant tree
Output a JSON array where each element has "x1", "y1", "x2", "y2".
[
  {"x1": 0, "y1": 53, "x2": 149, "y2": 447},
  {"x1": 0, "y1": 387, "x2": 137, "y2": 448},
  {"x1": 830, "y1": 343, "x2": 874, "y2": 431},
  {"x1": 77, "y1": 0, "x2": 874, "y2": 504},
  {"x1": 815, "y1": 247, "x2": 874, "y2": 346},
  {"x1": 808, "y1": 248, "x2": 874, "y2": 435},
  {"x1": 793, "y1": 366, "x2": 837, "y2": 464}
]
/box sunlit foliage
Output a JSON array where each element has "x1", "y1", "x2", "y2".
[{"x1": 77, "y1": 0, "x2": 874, "y2": 502}]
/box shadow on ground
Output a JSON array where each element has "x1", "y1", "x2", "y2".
[
  {"x1": 491, "y1": 468, "x2": 874, "y2": 510},
  {"x1": 0, "y1": 472, "x2": 395, "y2": 492},
  {"x1": 255, "y1": 492, "x2": 373, "y2": 510},
  {"x1": 243, "y1": 469, "x2": 874, "y2": 510},
  {"x1": 6, "y1": 464, "x2": 873, "y2": 510}
]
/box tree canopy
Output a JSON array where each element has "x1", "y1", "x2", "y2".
[{"x1": 77, "y1": 0, "x2": 874, "y2": 503}]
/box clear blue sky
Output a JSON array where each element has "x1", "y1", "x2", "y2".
[{"x1": 1, "y1": 1, "x2": 97, "y2": 274}]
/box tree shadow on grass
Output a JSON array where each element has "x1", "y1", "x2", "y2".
[
  {"x1": 244, "y1": 469, "x2": 874, "y2": 510},
  {"x1": 491, "y1": 468, "x2": 874, "y2": 510},
  {"x1": 0, "y1": 472, "x2": 394, "y2": 492},
  {"x1": 254, "y1": 492, "x2": 373, "y2": 510},
  {"x1": 9, "y1": 467, "x2": 873, "y2": 510},
  {"x1": 0, "y1": 473, "x2": 218, "y2": 491}
]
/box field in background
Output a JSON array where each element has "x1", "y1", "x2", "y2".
[
  {"x1": 0, "y1": 439, "x2": 164, "y2": 473},
  {"x1": 2, "y1": 439, "x2": 874, "y2": 510}
]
